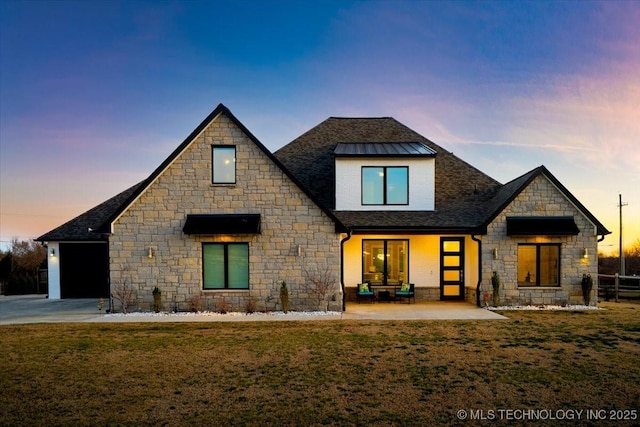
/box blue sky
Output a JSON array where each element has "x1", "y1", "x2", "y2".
[{"x1": 1, "y1": 0, "x2": 638, "y2": 254}]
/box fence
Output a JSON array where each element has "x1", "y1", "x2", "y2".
[{"x1": 598, "y1": 274, "x2": 640, "y2": 302}]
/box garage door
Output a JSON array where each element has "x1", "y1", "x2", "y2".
[{"x1": 59, "y1": 243, "x2": 109, "y2": 298}]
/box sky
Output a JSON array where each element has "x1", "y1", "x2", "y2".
[{"x1": 1, "y1": 0, "x2": 638, "y2": 255}]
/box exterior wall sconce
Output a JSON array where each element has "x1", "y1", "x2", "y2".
[
  {"x1": 492, "y1": 248, "x2": 498, "y2": 259},
  {"x1": 583, "y1": 248, "x2": 588, "y2": 259},
  {"x1": 148, "y1": 247, "x2": 154, "y2": 259},
  {"x1": 50, "y1": 248, "x2": 56, "y2": 258},
  {"x1": 297, "y1": 245, "x2": 302, "y2": 257}
]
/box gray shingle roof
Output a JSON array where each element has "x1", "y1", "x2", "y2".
[
  {"x1": 38, "y1": 110, "x2": 609, "y2": 240},
  {"x1": 36, "y1": 181, "x2": 145, "y2": 242},
  {"x1": 275, "y1": 117, "x2": 502, "y2": 232},
  {"x1": 477, "y1": 165, "x2": 610, "y2": 235}
]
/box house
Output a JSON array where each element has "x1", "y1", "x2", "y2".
[{"x1": 37, "y1": 104, "x2": 610, "y2": 310}]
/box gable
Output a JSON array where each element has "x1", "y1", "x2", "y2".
[
  {"x1": 103, "y1": 104, "x2": 345, "y2": 234},
  {"x1": 480, "y1": 166, "x2": 610, "y2": 237},
  {"x1": 486, "y1": 171, "x2": 609, "y2": 237}
]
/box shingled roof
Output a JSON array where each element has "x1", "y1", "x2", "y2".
[
  {"x1": 274, "y1": 117, "x2": 502, "y2": 232},
  {"x1": 38, "y1": 110, "x2": 609, "y2": 240},
  {"x1": 36, "y1": 181, "x2": 145, "y2": 242},
  {"x1": 477, "y1": 165, "x2": 610, "y2": 236}
]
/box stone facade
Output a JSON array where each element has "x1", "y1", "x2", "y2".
[
  {"x1": 109, "y1": 113, "x2": 342, "y2": 312},
  {"x1": 480, "y1": 175, "x2": 599, "y2": 306}
]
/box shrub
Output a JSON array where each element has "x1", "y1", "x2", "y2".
[
  {"x1": 245, "y1": 296, "x2": 258, "y2": 314},
  {"x1": 280, "y1": 281, "x2": 289, "y2": 313},
  {"x1": 188, "y1": 294, "x2": 203, "y2": 312},
  {"x1": 216, "y1": 296, "x2": 230, "y2": 314},
  {"x1": 581, "y1": 274, "x2": 593, "y2": 306}
]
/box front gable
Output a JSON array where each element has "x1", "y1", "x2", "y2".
[
  {"x1": 107, "y1": 106, "x2": 343, "y2": 311},
  {"x1": 488, "y1": 173, "x2": 600, "y2": 238},
  {"x1": 481, "y1": 170, "x2": 609, "y2": 306},
  {"x1": 111, "y1": 109, "x2": 339, "y2": 240}
]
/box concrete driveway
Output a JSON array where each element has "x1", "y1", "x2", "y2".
[
  {"x1": 0, "y1": 295, "x2": 506, "y2": 325},
  {"x1": 0, "y1": 295, "x2": 104, "y2": 324}
]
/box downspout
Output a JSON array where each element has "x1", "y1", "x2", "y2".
[
  {"x1": 340, "y1": 229, "x2": 353, "y2": 312},
  {"x1": 471, "y1": 234, "x2": 482, "y2": 307}
]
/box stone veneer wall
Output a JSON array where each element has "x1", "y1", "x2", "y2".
[
  {"x1": 480, "y1": 175, "x2": 599, "y2": 306},
  {"x1": 109, "y1": 113, "x2": 341, "y2": 312}
]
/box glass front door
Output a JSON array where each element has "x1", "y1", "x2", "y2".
[
  {"x1": 362, "y1": 240, "x2": 408, "y2": 286},
  {"x1": 440, "y1": 237, "x2": 465, "y2": 300}
]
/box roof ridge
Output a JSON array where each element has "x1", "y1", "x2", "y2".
[{"x1": 327, "y1": 116, "x2": 394, "y2": 120}]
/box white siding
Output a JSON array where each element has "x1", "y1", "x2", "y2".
[
  {"x1": 46, "y1": 242, "x2": 61, "y2": 299},
  {"x1": 335, "y1": 157, "x2": 435, "y2": 210}
]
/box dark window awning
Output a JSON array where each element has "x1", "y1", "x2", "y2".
[
  {"x1": 183, "y1": 214, "x2": 261, "y2": 235},
  {"x1": 506, "y1": 216, "x2": 580, "y2": 236}
]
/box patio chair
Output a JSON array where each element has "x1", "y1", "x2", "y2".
[
  {"x1": 394, "y1": 283, "x2": 415, "y2": 304},
  {"x1": 356, "y1": 282, "x2": 375, "y2": 303}
]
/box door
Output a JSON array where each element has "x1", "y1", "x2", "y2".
[
  {"x1": 362, "y1": 240, "x2": 408, "y2": 285},
  {"x1": 440, "y1": 237, "x2": 465, "y2": 300},
  {"x1": 60, "y1": 243, "x2": 110, "y2": 298}
]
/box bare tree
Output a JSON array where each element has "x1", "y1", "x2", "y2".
[
  {"x1": 11, "y1": 239, "x2": 46, "y2": 273},
  {"x1": 6, "y1": 239, "x2": 47, "y2": 294},
  {"x1": 303, "y1": 265, "x2": 337, "y2": 311},
  {"x1": 111, "y1": 267, "x2": 136, "y2": 313}
]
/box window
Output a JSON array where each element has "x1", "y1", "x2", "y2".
[
  {"x1": 212, "y1": 146, "x2": 236, "y2": 184},
  {"x1": 517, "y1": 244, "x2": 560, "y2": 287},
  {"x1": 203, "y1": 243, "x2": 249, "y2": 289},
  {"x1": 362, "y1": 166, "x2": 408, "y2": 205},
  {"x1": 362, "y1": 240, "x2": 408, "y2": 285}
]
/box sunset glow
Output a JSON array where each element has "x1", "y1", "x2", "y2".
[{"x1": 1, "y1": 0, "x2": 638, "y2": 254}]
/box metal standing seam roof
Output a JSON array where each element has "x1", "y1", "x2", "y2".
[{"x1": 334, "y1": 142, "x2": 437, "y2": 157}]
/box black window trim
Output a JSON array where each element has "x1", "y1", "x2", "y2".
[
  {"x1": 361, "y1": 239, "x2": 410, "y2": 286},
  {"x1": 211, "y1": 145, "x2": 237, "y2": 184},
  {"x1": 361, "y1": 166, "x2": 409, "y2": 206},
  {"x1": 517, "y1": 243, "x2": 562, "y2": 287},
  {"x1": 202, "y1": 242, "x2": 249, "y2": 290}
]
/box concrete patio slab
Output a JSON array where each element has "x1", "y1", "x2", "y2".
[{"x1": 342, "y1": 301, "x2": 507, "y2": 320}]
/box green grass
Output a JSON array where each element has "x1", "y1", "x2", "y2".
[{"x1": 1, "y1": 302, "x2": 639, "y2": 426}]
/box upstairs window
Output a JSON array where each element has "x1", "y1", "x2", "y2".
[
  {"x1": 362, "y1": 166, "x2": 408, "y2": 205},
  {"x1": 212, "y1": 146, "x2": 236, "y2": 184}
]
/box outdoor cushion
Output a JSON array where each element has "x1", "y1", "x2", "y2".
[
  {"x1": 358, "y1": 283, "x2": 370, "y2": 293},
  {"x1": 400, "y1": 282, "x2": 410, "y2": 292}
]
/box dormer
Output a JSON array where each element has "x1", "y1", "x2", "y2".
[{"x1": 334, "y1": 142, "x2": 436, "y2": 211}]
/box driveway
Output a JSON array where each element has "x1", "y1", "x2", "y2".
[
  {"x1": 0, "y1": 295, "x2": 506, "y2": 325},
  {"x1": 0, "y1": 295, "x2": 104, "y2": 324}
]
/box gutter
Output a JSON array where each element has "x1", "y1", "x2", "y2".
[
  {"x1": 471, "y1": 234, "x2": 482, "y2": 307},
  {"x1": 339, "y1": 229, "x2": 353, "y2": 311}
]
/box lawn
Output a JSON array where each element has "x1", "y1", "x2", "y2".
[{"x1": 1, "y1": 302, "x2": 639, "y2": 426}]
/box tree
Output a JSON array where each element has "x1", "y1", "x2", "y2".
[
  {"x1": 624, "y1": 238, "x2": 640, "y2": 276},
  {"x1": 5, "y1": 239, "x2": 47, "y2": 295},
  {"x1": 11, "y1": 239, "x2": 46, "y2": 273},
  {"x1": 599, "y1": 239, "x2": 640, "y2": 276}
]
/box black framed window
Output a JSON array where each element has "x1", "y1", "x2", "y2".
[
  {"x1": 362, "y1": 240, "x2": 408, "y2": 286},
  {"x1": 203, "y1": 243, "x2": 249, "y2": 289},
  {"x1": 362, "y1": 166, "x2": 408, "y2": 205},
  {"x1": 517, "y1": 243, "x2": 560, "y2": 287},
  {"x1": 212, "y1": 146, "x2": 236, "y2": 184}
]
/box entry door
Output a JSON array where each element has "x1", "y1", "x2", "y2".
[{"x1": 440, "y1": 237, "x2": 465, "y2": 300}]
